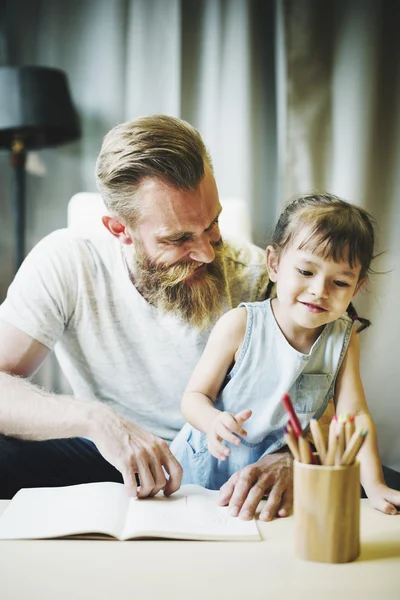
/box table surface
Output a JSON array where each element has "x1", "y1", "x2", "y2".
[{"x1": 0, "y1": 499, "x2": 399, "y2": 600}]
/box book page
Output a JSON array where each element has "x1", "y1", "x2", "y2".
[
  {"x1": 0, "y1": 481, "x2": 129, "y2": 540},
  {"x1": 122, "y1": 484, "x2": 260, "y2": 540}
]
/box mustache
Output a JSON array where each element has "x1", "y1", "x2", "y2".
[
  {"x1": 129, "y1": 237, "x2": 227, "y2": 331},
  {"x1": 140, "y1": 239, "x2": 224, "y2": 288}
]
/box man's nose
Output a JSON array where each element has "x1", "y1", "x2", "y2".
[{"x1": 188, "y1": 235, "x2": 217, "y2": 264}]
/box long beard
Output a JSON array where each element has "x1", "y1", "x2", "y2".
[{"x1": 128, "y1": 241, "x2": 228, "y2": 331}]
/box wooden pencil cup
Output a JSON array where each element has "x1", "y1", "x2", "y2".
[{"x1": 294, "y1": 459, "x2": 360, "y2": 563}]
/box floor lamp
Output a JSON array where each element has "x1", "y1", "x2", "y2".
[{"x1": 0, "y1": 66, "x2": 81, "y2": 272}]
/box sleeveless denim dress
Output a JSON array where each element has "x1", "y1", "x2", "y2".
[{"x1": 170, "y1": 299, "x2": 354, "y2": 489}]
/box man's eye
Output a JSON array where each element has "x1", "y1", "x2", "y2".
[
  {"x1": 334, "y1": 280, "x2": 350, "y2": 288},
  {"x1": 163, "y1": 236, "x2": 190, "y2": 245},
  {"x1": 298, "y1": 269, "x2": 313, "y2": 276},
  {"x1": 205, "y1": 218, "x2": 220, "y2": 232}
]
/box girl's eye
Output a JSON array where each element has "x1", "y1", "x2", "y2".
[
  {"x1": 334, "y1": 280, "x2": 350, "y2": 288},
  {"x1": 298, "y1": 269, "x2": 313, "y2": 276}
]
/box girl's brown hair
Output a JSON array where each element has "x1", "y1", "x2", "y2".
[{"x1": 266, "y1": 193, "x2": 376, "y2": 331}]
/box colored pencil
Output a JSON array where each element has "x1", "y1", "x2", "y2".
[
  {"x1": 334, "y1": 422, "x2": 345, "y2": 466},
  {"x1": 298, "y1": 435, "x2": 312, "y2": 464},
  {"x1": 281, "y1": 393, "x2": 302, "y2": 437},
  {"x1": 325, "y1": 417, "x2": 338, "y2": 467},
  {"x1": 340, "y1": 429, "x2": 368, "y2": 465},
  {"x1": 310, "y1": 417, "x2": 327, "y2": 465},
  {"x1": 284, "y1": 428, "x2": 301, "y2": 462}
]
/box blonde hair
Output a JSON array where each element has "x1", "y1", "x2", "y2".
[{"x1": 95, "y1": 114, "x2": 213, "y2": 225}]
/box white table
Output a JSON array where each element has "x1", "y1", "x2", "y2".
[{"x1": 0, "y1": 499, "x2": 399, "y2": 600}]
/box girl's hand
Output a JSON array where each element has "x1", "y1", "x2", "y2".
[
  {"x1": 366, "y1": 482, "x2": 400, "y2": 515},
  {"x1": 207, "y1": 409, "x2": 252, "y2": 460}
]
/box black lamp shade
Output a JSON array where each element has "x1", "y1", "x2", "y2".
[{"x1": 0, "y1": 66, "x2": 80, "y2": 150}]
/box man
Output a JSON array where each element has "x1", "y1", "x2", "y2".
[{"x1": 0, "y1": 115, "x2": 292, "y2": 521}]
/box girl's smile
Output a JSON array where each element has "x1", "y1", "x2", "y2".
[
  {"x1": 267, "y1": 244, "x2": 363, "y2": 351},
  {"x1": 299, "y1": 301, "x2": 328, "y2": 313}
]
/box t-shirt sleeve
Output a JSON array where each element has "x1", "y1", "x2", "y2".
[
  {"x1": 0, "y1": 229, "x2": 79, "y2": 350},
  {"x1": 223, "y1": 239, "x2": 269, "y2": 306}
]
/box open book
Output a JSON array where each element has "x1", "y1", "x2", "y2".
[{"x1": 0, "y1": 482, "x2": 261, "y2": 541}]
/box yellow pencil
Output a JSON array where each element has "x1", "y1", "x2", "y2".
[
  {"x1": 324, "y1": 415, "x2": 337, "y2": 466},
  {"x1": 284, "y1": 429, "x2": 301, "y2": 462},
  {"x1": 310, "y1": 418, "x2": 327, "y2": 465},
  {"x1": 345, "y1": 420, "x2": 352, "y2": 447},
  {"x1": 298, "y1": 435, "x2": 312, "y2": 464},
  {"x1": 341, "y1": 429, "x2": 368, "y2": 465},
  {"x1": 335, "y1": 422, "x2": 345, "y2": 466}
]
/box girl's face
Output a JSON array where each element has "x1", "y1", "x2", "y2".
[{"x1": 266, "y1": 241, "x2": 364, "y2": 333}]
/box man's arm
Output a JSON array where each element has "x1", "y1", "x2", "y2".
[
  {"x1": 218, "y1": 450, "x2": 294, "y2": 521},
  {"x1": 0, "y1": 319, "x2": 182, "y2": 497},
  {"x1": 0, "y1": 319, "x2": 101, "y2": 440}
]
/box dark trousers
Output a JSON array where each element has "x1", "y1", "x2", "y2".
[
  {"x1": 1, "y1": 434, "x2": 400, "y2": 500},
  {"x1": 0, "y1": 435, "x2": 123, "y2": 499}
]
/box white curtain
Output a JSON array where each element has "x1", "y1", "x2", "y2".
[
  {"x1": 284, "y1": 0, "x2": 400, "y2": 471},
  {"x1": 0, "y1": 0, "x2": 279, "y2": 281},
  {"x1": 1, "y1": 0, "x2": 399, "y2": 470}
]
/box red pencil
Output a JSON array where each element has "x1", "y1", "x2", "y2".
[{"x1": 281, "y1": 393, "x2": 302, "y2": 437}]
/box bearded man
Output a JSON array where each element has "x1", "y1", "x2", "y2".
[{"x1": 0, "y1": 115, "x2": 293, "y2": 521}]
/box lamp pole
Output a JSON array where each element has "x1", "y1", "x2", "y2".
[
  {"x1": 0, "y1": 66, "x2": 81, "y2": 273},
  {"x1": 10, "y1": 139, "x2": 26, "y2": 272}
]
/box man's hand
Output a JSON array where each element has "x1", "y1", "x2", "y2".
[
  {"x1": 90, "y1": 405, "x2": 182, "y2": 499},
  {"x1": 207, "y1": 409, "x2": 252, "y2": 460},
  {"x1": 218, "y1": 451, "x2": 293, "y2": 521}
]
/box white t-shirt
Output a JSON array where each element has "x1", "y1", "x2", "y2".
[{"x1": 0, "y1": 230, "x2": 269, "y2": 442}]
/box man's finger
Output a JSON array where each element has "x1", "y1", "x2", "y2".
[
  {"x1": 258, "y1": 481, "x2": 284, "y2": 521},
  {"x1": 236, "y1": 481, "x2": 267, "y2": 520},
  {"x1": 162, "y1": 451, "x2": 183, "y2": 496},
  {"x1": 277, "y1": 487, "x2": 293, "y2": 518},
  {"x1": 122, "y1": 469, "x2": 138, "y2": 498},
  {"x1": 147, "y1": 458, "x2": 167, "y2": 497},
  {"x1": 135, "y1": 458, "x2": 156, "y2": 498},
  {"x1": 218, "y1": 473, "x2": 239, "y2": 506},
  {"x1": 223, "y1": 472, "x2": 256, "y2": 517}
]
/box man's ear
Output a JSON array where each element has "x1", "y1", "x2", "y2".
[
  {"x1": 102, "y1": 216, "x2": 133, "y2": 245},
  {"x1": 266, "y1": 245, "x2": 279, "y2": 282},
  {"x1": 353, "y1": 278, "x2": 366, "y2": 297}
]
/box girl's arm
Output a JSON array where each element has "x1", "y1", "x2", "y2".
[
  {"x1": 335, "y1": 330, "x2": 400, "y2": 514},
  {"x1": 181, "y1": 307, "x2": 251, "y2": 459}
]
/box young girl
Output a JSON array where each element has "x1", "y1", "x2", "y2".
[{"x1": 171, "y1": 193, "x2": 400, "y2": 515}]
